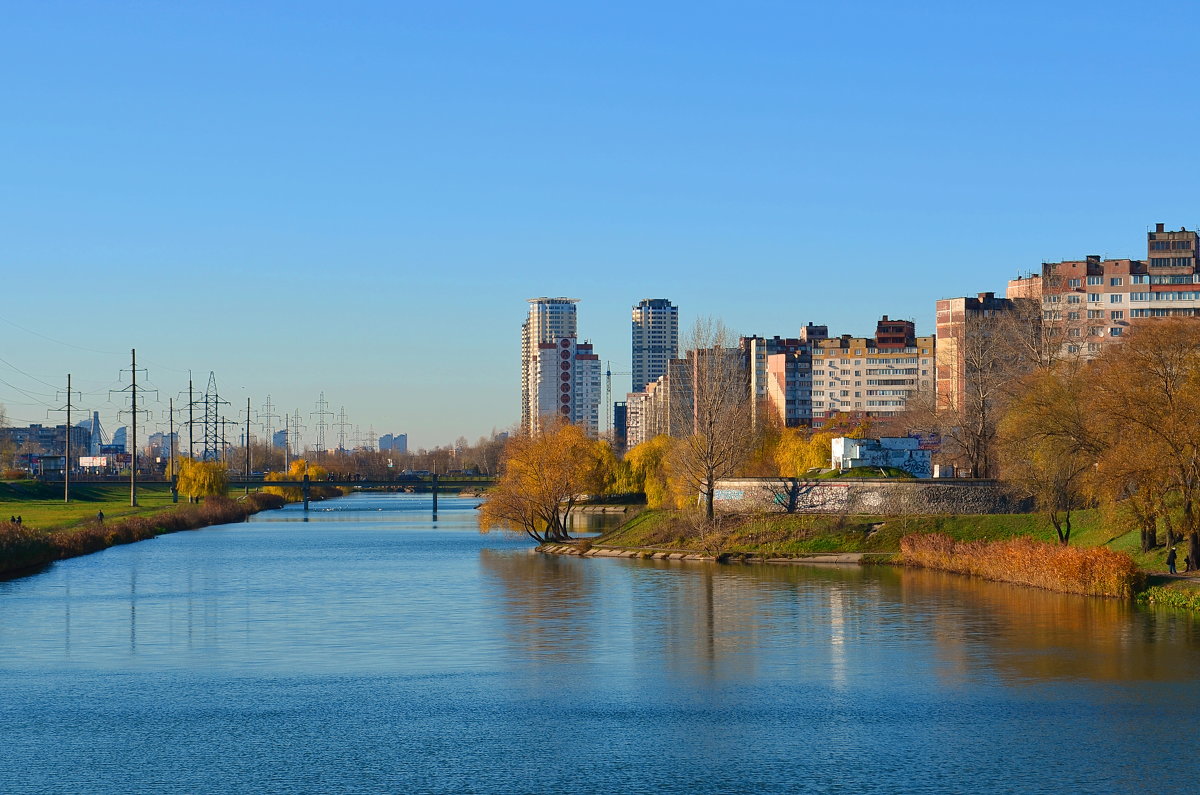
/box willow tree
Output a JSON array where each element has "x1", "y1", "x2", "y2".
[
  {"x1": 176, "y1": 458, "x2": 228, "y2": 503},
  {"x1": 480, "y1": 421, "x2": 614, "y2": 543},
  {"x1": 669, "y1": 319, "x2": 754, "y2": 522}
]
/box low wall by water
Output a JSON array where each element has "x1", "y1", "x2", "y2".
[{"x1": 712, "y1": 477, "x2": 1030, "y2": 516}]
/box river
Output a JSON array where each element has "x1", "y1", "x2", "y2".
[{"x1": 1, "y1": 493, "x2": 1198, "y2": 793}]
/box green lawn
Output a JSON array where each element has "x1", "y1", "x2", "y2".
[{"x1": 0, "y1": 481, "x2": 183, "y2": 531}]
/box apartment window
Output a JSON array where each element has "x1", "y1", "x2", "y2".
[
  {"x1": 1152, "y1": 240, "x2": 1170, "y2": 250},
  {"x1": 840, "y1": 390, "x2": 849, "y2": 397},
  {"x1": 1088, "y1": 343, "x2": 1101, "y2": 353},
  {"x1": 1110, "y1": 277, "x2": 1123, "y2": 286},
  {"x1": 1087, "y1": 276, "x2": 1103, "y2": 286},
  {"x1": 1110, "y1": 328, "x2": 1123, "y2": 337},
  {"x1": 1133, "y1": 274, "x2": 1149, "y2": 284},
  {"x1": 1131, "y1": 292, "x2": 1151, "y2": 301},
  {"x1": 1132, "y1": 309, "x2": 1151, "y2": 317},
  {"x1": 1088, "y1": 293, "x2": 1101, "y2": 303},
  {"x1": 1067, "y1": 294, "x2": 1081, "y2": 304},
  {"x1": 1087, "y1": 310, "x2": 1103, "y2": 319},
  {"x1": 1088, "y1": 327, "x2": 1103, "y2": 336},
  {"x1": 1109, "y1": 294, "x2": 1123, "y2": 303},
  {"x1": 1067, "y1": 344, "x2": 1080, "y2": 354},
  {"x1": 1110, "y1": 311, "x2": 1124, "y2": 320},
  {"x1": 1068, "y1": 328, "x2": 1081, "y2": 337},
  {"x1": 1045, "y1": 295, "x2": 1061, "y2": 303},
  {"x1": 1068, "y1": 278, "x2": 1082, "y2": 288},
  {"x1": 1067, "y1": 311, "x2": 1080, "y2": 321},
  {"x1": 1173, "y1": 240, "x2": 1193, "y2": 249}
]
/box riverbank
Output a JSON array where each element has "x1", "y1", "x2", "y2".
[
  {"x1": 564, "y1": 508, "x2": 1195, "y2": 604},
  {"x1": 0, "y1": 484, "x2": 287, "y2": 578}
]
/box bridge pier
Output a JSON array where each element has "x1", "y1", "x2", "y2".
[
  {"x1": 432, "y1": 473, "x2": 438, "y2": 520},
  {"x1": 302, "y1": 474, "x2": 310, "y2": 512}
]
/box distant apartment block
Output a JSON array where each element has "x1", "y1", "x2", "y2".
[
  {"x1": 1006, "y1": 223, "x2": 1200, "y2": 358},
  {"x1": 811, "y1": 317, "x2": 934, "y2": 426},
  {"x1": 0, "y1": 424, "x2": 92, "y2": 458},
  {"x1": 749, "y1": 323, "x2": 828, "y2": 428},
  {"x1": 631, "y1": 298, "x2": 679, "y2": 392},
  {"x1": 934, "y1": 292, "x2": 1031, "y2": 412},
  {"x1": 379, "y1": 433, "x2": 408, "y2": 453}
]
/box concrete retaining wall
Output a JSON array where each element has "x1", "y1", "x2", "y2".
[{"x1": 712, "y1": 477, "x2": 1030, "y2": 516}]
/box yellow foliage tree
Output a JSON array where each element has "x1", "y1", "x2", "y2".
[
  {"x1": 625, "y1": 435, "x2": 675, "y2": 509},
  {"x1": 773, "y1": 429, "x2": 836, "y2": 477},
  {"x1": 176, "y1": 458, "x2": 228, "y2": 503},
  {"x1": 480, "y1": 421, "x2": 614, "y2": 543},
  {"x1": 264, "y1": 459, "x2": 337, "y2": 501}
]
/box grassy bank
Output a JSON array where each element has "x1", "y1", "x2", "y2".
[
  {"x1": 0, "y1": 482, "x2": 183, "y2": 530},
  {"x1": 599, "y1": 508, "x2": 1180, "y2": 567},
  {"x1": 0, "y1": 484, "x2": 288, "y2": 577},
  {"x1": 596, "y1": 508, "x2": 1200, "y2": 603}
]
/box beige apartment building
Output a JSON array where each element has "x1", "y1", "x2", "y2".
[{"x1": 811, "y1": 317, "x2": 934, "y2": 427}]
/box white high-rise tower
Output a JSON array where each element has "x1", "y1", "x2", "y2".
[
  {"x1": 521, "y1": 298, "x2": 578, "y2": 432},
  {"x1": 631, "y1": 298, "x2": 679, "y2": 392}
]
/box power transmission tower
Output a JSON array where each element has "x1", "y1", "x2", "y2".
[
  {"x1": 260, "y1": 394, "x2": 280, "y2": 448},
  {"x1": 334, "y1": 406, "x2": 351, "y2": 452},
  {"x1": 290, "y1": 409, "x2": 306, "y2": 459},
  {"x1": 366, "y1": 425, "x2": 376, "y2": 452},
  {"x1": 310, "y1": 392, "x2": 333, "y2": 460},
  {"x1": 200, "y1": 372, "x2": 230, "y2": 462},
  {"x1": 110, "y1": 349, "x2": 156, "y2": 507},
  {"x1": 49, "y1": 374, "x2": 83, "y2": 503}
]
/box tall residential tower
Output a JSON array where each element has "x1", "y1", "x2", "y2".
[
  {"x1": 521, "y1": 298, "x2": 601, "y2": 436},
  {"x1": 631, "y1": 298, "x2": 679, "y2": 392}
]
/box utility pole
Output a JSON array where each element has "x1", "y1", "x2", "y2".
[
  {"x1": 187, "y1": 371, "x2": 195, "y2": 460},
  {"x1": 65, "y1": 374, "x2": 71, "y2": 503},
  {"x1": 50, "y1": 374, "x2": 81, "y2": 503},
  {"x1": 168, "y1": 398, "x2": 178, "y2": 503},
  {"x1": 244, "y1": 397, "x2": 252, "y2": 494}
]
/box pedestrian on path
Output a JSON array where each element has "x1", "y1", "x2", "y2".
[
  {"x1": 1167, "y1": 546, "x2": 1178, "y2": 575},
  {"x1": 96, "y1": 510, "x2": 104, "y2": 523}
]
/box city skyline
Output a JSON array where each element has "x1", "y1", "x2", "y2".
[{"x1": 2, "y1": 2, "x2": 1198, "y2": 447}]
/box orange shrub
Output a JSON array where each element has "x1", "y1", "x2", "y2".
[{"x1": 899, "y1": 533, "x2": 1142, "y2": 598}]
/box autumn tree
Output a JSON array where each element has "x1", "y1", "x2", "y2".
[
  {"x1": 176, "y1": 458, "x2": 229, "y2": 503},
  {"x1": 669, "y1": 319, "x2": 754, "y2": 522},
  {"x1": 625, "y1": 434, "x2": 675, "y2": 509},
  {"x1": 1089, "y1": 318, "x2": 1200, "y2": 564},
  {"x1": 479, "y1": 421, "x2": 615, "y2": 543},
  {"x1": 998, "y1": 365, "x2": 1097, "y2": 545}
]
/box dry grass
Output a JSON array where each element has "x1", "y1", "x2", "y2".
[
  {"x1": 0, "y1": 493, "x2": 286, "y2": 576},
  {"x1": 899, "y1": 533, "x2": 1142, "y2": 598}
]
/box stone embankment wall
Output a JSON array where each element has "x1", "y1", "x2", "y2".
[{"x1": 712, "y1": 478, "x2": 1029, "y2": 516}]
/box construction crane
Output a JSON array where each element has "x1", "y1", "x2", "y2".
[{"x1": 604, "y1": 361, "x2": 632, "y2": 437}]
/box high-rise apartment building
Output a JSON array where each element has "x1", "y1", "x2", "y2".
[
  {"x1": 631, "y1": 298, "x2": 679, "y2": 392},
  {"x1": 521, "y1": 298, "x2": 579, "y2": 433},
  {"x1": 521, "y1": 298, "x2": 601, "y2": 435}
]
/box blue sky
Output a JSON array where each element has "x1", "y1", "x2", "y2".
[{"x1": 2, "y1": 1, "x2": 1197, "y2": 448}]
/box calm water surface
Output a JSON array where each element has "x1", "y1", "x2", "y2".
[{"x1": 2, "y1": 493, "x2": 1199, "y2": 793}]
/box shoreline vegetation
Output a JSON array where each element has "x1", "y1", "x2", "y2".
[
  {"x1": 558, "y1": 508, "x2": 1199, "y2": 606},
  {"x1": 0, "y1": 482, "x2": 289, "y2": 578}
]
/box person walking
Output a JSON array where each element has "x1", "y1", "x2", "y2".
[
  {"x1": 1167, "y1": 546, "x2": 1178, "y2": 575},
  {"x1": 96, "y1": 510, "x2": 104, "y2": 523}
]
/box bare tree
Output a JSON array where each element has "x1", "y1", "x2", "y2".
[{"x1": 669, "y1": 318, "x2": 754, "y2": 522}]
